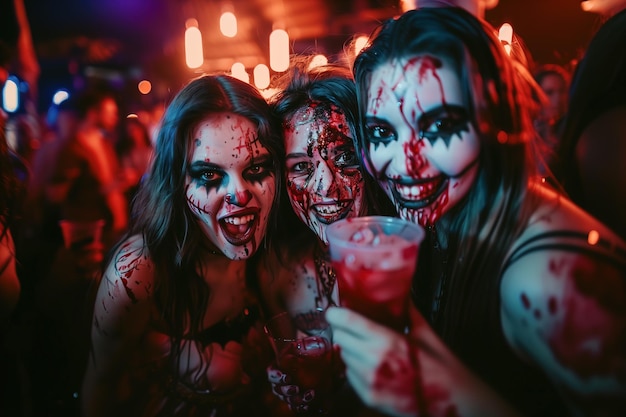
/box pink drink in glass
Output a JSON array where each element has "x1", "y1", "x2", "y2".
[
  {"x1": 277, "y1": 336, "x2": 334, "y2": 396},
  {"x1": 326, "y1": 216, "x2": 424, "y2": 332}
]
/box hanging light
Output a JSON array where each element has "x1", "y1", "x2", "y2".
[
  {"x1": 498, "y1": 23, "x2": 513, "y2": 56},
  {"x1": 185, "y1": 19, "x2": 203, "y2": 69},
  {"x1": 231, "y1": 62, "x2": 250, "y2": 83},
  {"x1": 308, "y1": 54, "x2": 328, "y2": 70},
  {"x1": 220, "y1": 11, "x2": 237, "y2": 37},
  {"x1": 269, "y1": 29, "x2": 289, "y2": 72},
  {"x1": 354, "y1": 35, "x2": 369, "y2": 56},
  {"x1": 1, "y1": 76, "x2": 19, "y2": 113},
  {"x1": 253, "y1": 64, "x2": 270, "y2": 89}
]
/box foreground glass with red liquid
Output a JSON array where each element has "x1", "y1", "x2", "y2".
[
  {"x1": 264, "y1": 309, "x2": 334, "y2": 415},
  {"x1": 326, "y1": 216, "x2": 425, "y2": 332}
]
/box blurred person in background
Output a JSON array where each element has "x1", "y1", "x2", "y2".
[
  {"x1": 533, "y1": 64, "x2": 570, "y2": 177},
  {"x1": 48, "y1": 88, "x2": 128, "y2": 249},
  {"x1": 116, "y1": 114, "x2": 153, "y2": 205},
  {"x1": 556, "y1": 0, "x2": 626, "y2": 240}
]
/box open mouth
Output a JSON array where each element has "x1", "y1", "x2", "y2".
[
  {"x1": 219, "y1": 208, "x2": 259, "y2": 246},
  {"x1": 389, "y1": 175, "x2": 448, "y2": 209},
  {"x1": 312, "y1": 200, "x2": 353, "y2": 224}
]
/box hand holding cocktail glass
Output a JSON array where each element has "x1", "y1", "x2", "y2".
[{"x1": 264, "y1": 308, "x2": 336, "y2": 415}]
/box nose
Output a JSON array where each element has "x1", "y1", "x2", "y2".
[
  {"x1": 311, "y1": 160, "x2": 338, "y2": 197},
  {"x1": 388, "y1": 130, "x2": 427, "y2": 177},
  {"x1": 224, "y1": 177, "x2": 253, "y2": 207}
]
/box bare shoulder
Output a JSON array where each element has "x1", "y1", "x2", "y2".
[
  {"x1": 93, "y1": 234, "x2": 156, "y2": 335},
  {"x1": 500, "y1": 185, "x2": 626, "y2": 413}
]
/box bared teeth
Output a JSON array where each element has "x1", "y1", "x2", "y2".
[
  {"x1": 223, "y1": 214, "x2": 254, "y2": 225},
  {"x1": 314, "y1": 203, "x2": 347, "y2": 215},
  {"x1": 395, "y1": 180, "x2": 440, "y2": 200}
]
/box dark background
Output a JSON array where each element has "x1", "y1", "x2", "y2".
[{"x1": 2, "y1": 0, "x2": 605, "y2": 111}]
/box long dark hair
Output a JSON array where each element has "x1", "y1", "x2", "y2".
[
  {"x1": 120, "y1": 74, "x2": 283, "y2": 364},
  {"x1": 270, "y1": 58, "x2": 395, "y2": 255},
  {"x1": 354, "y1": 7, "x2": 542, "y2": 364}
]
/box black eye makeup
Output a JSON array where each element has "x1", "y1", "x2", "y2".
[
  {"x1": 364, "y1": 117, "x2": 396, "y2": 150},
  {"x1": 418, "y1": 105, "x2": 470, "y2": 147},
  {"x1": 188, "y1": 161, "x2": 225, "y2": 189},
  {"x1": 244, "y1": 154, "x2": 274, "y2": 184}
]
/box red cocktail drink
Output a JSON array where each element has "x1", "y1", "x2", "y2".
[{"x1": 326, "y1": 216, "x2": 424, "y2": 332}]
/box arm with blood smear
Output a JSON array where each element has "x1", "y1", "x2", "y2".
[
  {"x1": 500, "y1": 242, "x2": 626, "y2": 416},
  {"x1": 326, "y1": 306, "x2": 523, "y2": 417},
  {"x1": 81, "y1": 236, "x2": 154, "y2": 417}
]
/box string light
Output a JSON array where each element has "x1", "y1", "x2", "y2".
[
  {"x1": 231, "y1": 62, "x2": 249, "y2": 83},
  {"x1": 308, "y1": 54, "x2": 328, "y2": 69},
  {"x1": 185, "y1": 19, "x2": 203, "y2": 69},
  {"x1": 269, "y1": 29, "x2": 290, "y2": 72},
  {"x1": 254, "y1": 64, "x2": 270, "y2": 89},
  {"x1": 220, "y1": 12, "x2": 237, "y2": 37},
  {"x1": 498, "y1": 23, "x2": 513, "y2": 56}
]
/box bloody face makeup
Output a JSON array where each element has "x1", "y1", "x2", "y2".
[
  {"x1": 185, "y1": 113, "x2": 276, "y2": 260},
  {"x1": 284, "y1": 103, "x2": 365, "y2": 244},
  {"x1": 364, "y1": 56, "x2": 480, "y2": 227}
]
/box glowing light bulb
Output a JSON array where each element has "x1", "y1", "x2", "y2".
[
  {"x1": 498, "y1": 23, "x2": 513, "y2": 56},
  {"x1": 220, "y1": 12, "x2": 237, "y2": 37},
  {"x1": 185, "y1": 22, "x2": 204, "y2": 68},
  {"x1": 270, "y1": 29, "x2": 290, "y2": 72},
  {"x1": 138, "y1": 80, "x2": 152, "y2": 95},
  {"x1": 52, "y1": 89, "x2": 70, "y2": 105},
  {"x1": 2, "y1": 76, "x2": 19, "y2": 113},
  {"x1": 231, "y1": 62, "x2": 249, "y2": 83},
  {"x1": 254, "y1": 64, "x2": 270, "y2": 90},
  {"x1": 587, "y1": 230, "x2": 600, "y2": 245},
  {"x1": 308, "y1": 54, "x2": 328, "y2": 70},
  {"x1": 354, "y1": 35, "x2": 369, "y2": 56}
]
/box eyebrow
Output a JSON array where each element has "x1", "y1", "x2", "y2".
[
  {"x1": 189, "y1": 153, "x2": 273, "y2": 170},
  {"x1": 286, "y1": 152, "x2": 309, "y2": 161},
  {"x1": 250, "y1": 153, "x2": 273, "y2": 165},
  {"x1": 364, "y1": 115, "x2": 388, "y2": 124}
]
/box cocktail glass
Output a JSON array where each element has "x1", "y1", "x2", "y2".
[
  {"x1": 326, "y1": 216, "x2": 425, "y2": 332},
  {"x1": 264, "y1": 309, "x2": 334, "y2": 415}
]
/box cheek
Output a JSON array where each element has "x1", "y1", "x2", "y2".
[
  {"x1": 429, "y1": 139, "x2": 480, "y2": 177},
  {"x1": 287, "y1": 184, "x2": 309, "y2": 216},
  {"x1": 369, "y1": 145, "x2": 396, "y2": 175}
]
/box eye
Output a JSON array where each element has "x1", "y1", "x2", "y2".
[
  {"x1": 418, "y1": 105, "x2": 469, "y2": 145},
  {"x1": 288, "y1": 161, "x2": 313, "y2": 175},
  {"x1": 334, "y1": 150, "x2": 359, "y2": 168},
  {"x1": 245, "y1": 161, "x2": 274, "y2": 181},
  {"x1": 365, "y1": 123, "x2": 396, "y2": 145}
]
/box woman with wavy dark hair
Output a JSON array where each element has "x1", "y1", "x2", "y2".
[
  {"x1": 326, "y1": 6, "x2": 626, "y2": 417},
  {"x1": 81, "y1": 74, "x2": 283, "y2": 417},
  {"x1": 257, "y1": 58, "x2": 394, "y2": 413}
]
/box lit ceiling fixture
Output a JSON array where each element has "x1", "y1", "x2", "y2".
[{"x1": 269, "y1": 29, "x2": 290, "y2": 72}]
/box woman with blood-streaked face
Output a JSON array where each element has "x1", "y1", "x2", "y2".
[
  {"x1": 364, "y1": 55, "x2": 480, "y2": 227},
  {"x1": 284, "y1": 103, "x2": 364, "y2": 243},
  {"x1": 83, "y1": 75, "x2": 284, "y2": 417},
  {"x1": 186, "y1": 113, "x2": 275, "y2": 260},
  {"x1": 327, "y1": 7, "x2": 626, "y2": 417}
]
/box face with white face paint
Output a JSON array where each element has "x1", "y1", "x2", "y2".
[
  {"x1": 185, "y1": 113, "x2": 276, "y2": 260},
  {"x1": 284, "y1": 103, "x2": 365, "y2": 244},
  {"x1": 364, "y1": 55, "x2": 480, "y2": 227}
]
